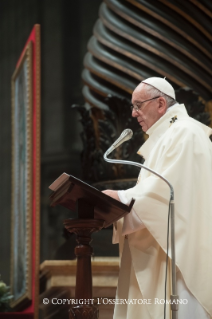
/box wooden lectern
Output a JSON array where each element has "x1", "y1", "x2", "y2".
[{"x1": 49, "y1": 173, "x2": 134, "y2": 319}]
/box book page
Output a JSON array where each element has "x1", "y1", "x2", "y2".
[{"x1": 49, "y1": 172, "x2": 70, "y2": 191}]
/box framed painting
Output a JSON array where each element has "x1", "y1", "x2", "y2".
[{"x1": 11, "y1": 25, "x2": 40, "y2": 319}]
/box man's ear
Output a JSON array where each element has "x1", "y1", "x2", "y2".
[{"x1": 158, "y1": 97, "x2": 167, "y2": 115}]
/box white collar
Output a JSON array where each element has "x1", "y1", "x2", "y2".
[{"x1": 165, "y1": 102, "x2": 179, "y2": 113}]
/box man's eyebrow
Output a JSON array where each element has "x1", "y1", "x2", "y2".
[{"x1": 131, "y1": 100, "x2": 142, "y2": 104}]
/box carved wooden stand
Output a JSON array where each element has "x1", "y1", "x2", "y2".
[
  {"x1": 64, "y1": 199, "x2": 104, "y2": 319},
  {"x1": 50, "y1": 174, "x2": 134, "y2": 319}
]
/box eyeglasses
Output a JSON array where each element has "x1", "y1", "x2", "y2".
[{"x1": 131, "y1": 96, "x2": 160, "y2": 112}]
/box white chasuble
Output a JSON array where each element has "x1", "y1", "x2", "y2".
[{"x1": 113, "y1": 104, "x2": 212, "y2": 319}]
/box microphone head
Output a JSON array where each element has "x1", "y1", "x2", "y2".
[
  {"x1": 113, "y1": 129, "x2": 133, "y2": 148},
  {"x1": 120, "y1": 128, "x2": 133, "y2": 140}
]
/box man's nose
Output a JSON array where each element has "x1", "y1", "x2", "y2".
[{"x1": 132, "y1": 108, "x2": 138, "y2": 117}]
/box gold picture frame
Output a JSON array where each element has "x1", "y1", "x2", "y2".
[{"x1": 11, "y1": 41, "x2": 33, "y2": 309}]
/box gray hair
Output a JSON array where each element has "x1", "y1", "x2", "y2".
[{"x1": 145, "y1": 84, "x2": 176, "y2": 108}]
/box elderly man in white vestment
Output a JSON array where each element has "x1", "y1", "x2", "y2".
[{"x1": 103, "y1": 77, "x2": 212, "y2": 319}]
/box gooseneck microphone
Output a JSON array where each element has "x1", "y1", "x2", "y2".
[{"x1": 103, "y1": 129, "x2": 178, "y2": 319}]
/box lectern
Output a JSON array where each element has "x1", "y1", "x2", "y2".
[{"x1": 49, "y1": 173, "x2": 134, "y2": 319}]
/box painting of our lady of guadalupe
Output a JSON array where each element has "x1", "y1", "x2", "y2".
[{"x1": 11, "y1": 42, "x2": 32, "y2": 309}]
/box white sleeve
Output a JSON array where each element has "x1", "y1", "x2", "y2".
[{"x1": 118, "y1": 190, "x2": 146, "y2": 235}]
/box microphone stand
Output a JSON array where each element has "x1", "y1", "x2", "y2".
[{"x1": 104, "y1": 149, "x2": 179, "y2": 319}]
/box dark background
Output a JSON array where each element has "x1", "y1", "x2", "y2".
[{"x1": 0, "y1": 0, "x2": 118, "y2": 286}]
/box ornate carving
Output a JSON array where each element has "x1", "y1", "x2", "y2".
[
  {"x1": 69, "y1": 305, "x2": 99, "y2": 319},
  {"x1": 73, "y1": 96, "x2": 145, "y2": 188},
  {"x1": 176, "y1": 87, "x2": 211, "y2": 126}
]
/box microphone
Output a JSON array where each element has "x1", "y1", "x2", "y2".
[{"x1": 105, "y1": 128, "x2": 133, "y2": 156}]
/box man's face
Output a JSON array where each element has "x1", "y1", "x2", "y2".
[{"x1": 131, "y1": 83, "x2": 166, "y2": 132}]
